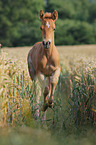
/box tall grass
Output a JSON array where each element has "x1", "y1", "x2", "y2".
[
  {"x1": 0, "y1": 50, "x2": 33, "y2": 127},
  {"x1": 0, "y1": 49, "x2": 96, "y2": 129}
]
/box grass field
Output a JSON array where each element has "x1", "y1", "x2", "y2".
[{"x1": 0, "y1": 45, "x2": 96, "y2": 145}]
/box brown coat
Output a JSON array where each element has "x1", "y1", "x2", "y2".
[{"x1": 28, "y1": 10, "x2": 61, "y2": 111}]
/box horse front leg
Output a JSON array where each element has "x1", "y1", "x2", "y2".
[
  {"x1": 48, "y1": 83, "x2": 56, "y2": 108},
  {"x1": 41, "y1": 85, "x2": 50, "y2": 122},
  {"x1": 41, "y1": 85, "x2": 50, "y2": 112},
  {"x1": 48, "y1": 67, "x2": 61, "y2": 108},
  {"x1": 42, "y1": 78, "x2": 56, "y2": 111},
  {"x1": 42, "y1": 82, "x2": 57, "y2": 110}
]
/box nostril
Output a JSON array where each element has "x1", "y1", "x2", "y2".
[
  {"x1": 42, "y1": 41, "x2": 51, "y2": 48},
  {"x1": 46, "y1": 41, "x2": 51, "y2": 46},
  {"x1": 49, "y1": 41, "x2": 51, "y2": 45},
  {"x1": 42, "y1": 41, "x2": 44, "y2": 45},
  {"x1": 47, "y1": 41, "x2": 51, "y2": 46},
  {"x1": 43, "y1": 41, "x2": 46, "y2": 45}
]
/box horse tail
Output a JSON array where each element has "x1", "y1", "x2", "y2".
[{"x1": 27, "y1": 50, "x2": 36, "y2": 81}]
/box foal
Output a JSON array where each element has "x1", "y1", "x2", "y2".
[{"x1": 28, "y1": 10, "x2": 61, "y2": 112}]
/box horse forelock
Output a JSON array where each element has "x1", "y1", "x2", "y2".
[{"x1": 44, "y1": 12, "x2": 52, "y2": 19}]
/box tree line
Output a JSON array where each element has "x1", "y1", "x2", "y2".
[{"x1": 0, "y1": 0, "x2": 96, "y2": 47}]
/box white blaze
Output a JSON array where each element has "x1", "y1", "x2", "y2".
[{"x1": 46, "y1": 21, "x2": 50, "y2": 28}]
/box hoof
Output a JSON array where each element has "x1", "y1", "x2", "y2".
[
  {"x1": 48, "y1": 99, "x2": 53, "y2": 104},
  {"x1": 48, "y1": 99, "x2": 54, "y2": 108},
  {"x1": 41, "y1": 103, "x2": 48, "y2": 112}
]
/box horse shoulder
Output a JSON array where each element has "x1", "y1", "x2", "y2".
[
  {"x1": 51, "y1": 46, "x2": 60, "y2": 67},
  {"x1": 28, "y1": 42, "x2": 42, "y2": 71},
  {"x1": 37, "y1": 54, "x2": 47, "y2": 72},
  {"x1": 32, "y1": 44, "x2": 47, "y2": 73}
]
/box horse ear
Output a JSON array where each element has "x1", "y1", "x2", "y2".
[
  {"x1": 52, "y1": 10, "x2": 58, "y2": 21},
  {"x1": 39, "y1": 10, "x2": 45, "y2": 20}
]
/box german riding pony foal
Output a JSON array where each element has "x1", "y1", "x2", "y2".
[{"x1": 28, "y1": 10, "x2": 61, "y2": 113}]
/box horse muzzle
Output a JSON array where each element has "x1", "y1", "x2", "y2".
[{"x1": 42, "y1": 40, "x2": 51, "y2": 49}]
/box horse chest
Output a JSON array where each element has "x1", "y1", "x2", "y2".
[{"x1": 38, "y1": 57, "x2": 55, "y2": 76}]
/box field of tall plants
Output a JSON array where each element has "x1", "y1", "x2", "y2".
[{"x1": 0, "y1": 45, "x2": 96, "y2": 145}]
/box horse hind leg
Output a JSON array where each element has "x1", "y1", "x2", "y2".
[
  {"x1": 33, "y1": 82, "x2": 41, "y2": 119},
  {"x1": 48, "y1": 67, "x2": 61, "y2": 107},
  {"x1": 27, "y1": 53, "x2": 36, "y2": 81},
  {"x1": 28, "y1": 64, "x2": 36, "y2": 82},
  {"x1": 41, "y1": 87, "x2": 49, "y2": 122},
  {"x1": 37, "y1": 73, "x2": 50, "y2": 122},
  {"x1": 41, "y1": 86, "x2": 49, "y2": 112},
  {"x1": 27, "y1": 56, "x2": 40, "y2": 118}
]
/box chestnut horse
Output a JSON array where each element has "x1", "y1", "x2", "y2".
[{"x1": 27, "y1": 10, "x2": 61, "y2": 114}]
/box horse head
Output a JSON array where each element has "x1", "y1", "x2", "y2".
[{"x1": 39, "y1": 10, "x2": 58, "y2": 49}]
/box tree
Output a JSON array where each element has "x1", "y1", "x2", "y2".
[
  {"x1": 89, "y1": 1, "x2": 96, "y2": 23},
  {"x1": 0, "y1": 0, "x2": 96, "y2": 46},
  {"x1": 0, "y1": 0, "x2": 44, "y2": 46}
]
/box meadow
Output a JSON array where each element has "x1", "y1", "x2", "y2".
[{"x1": 0, "y1": 45, "x2": 96, "y2": 145}]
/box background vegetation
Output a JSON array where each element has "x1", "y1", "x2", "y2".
[
  {"x1": 0, "y1": 0, "x2": 96, "y2": 47},
  {"x1": 0, "y1": 0, "x2": 96, "y2": 144}
]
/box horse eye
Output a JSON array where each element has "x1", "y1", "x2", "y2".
[
  {"x1": 53, "y1": 28, "x2": 56, "y2": 31},
  {"x1": 40, "y1": 27, "x2": 42, "y2": 30}
]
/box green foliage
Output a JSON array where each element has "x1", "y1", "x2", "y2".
[
  {"x1": 0, "y1": 0, "x2": 44, "y2": 46},
  {"x1": 0, "y1": 0, "x2": 96, "y2": 46},
  {"x1": 89, "y1": 1, "x2": 96, "y2": 23},
  {"x1": 55, "y1": 19, "x2": 96, "y2": 45},
  {"x1": 69, "y1": 73, "x2": 95, "y2": 125},
  {"x1": 47, "y1": 0, "x2": 90, "y2": 21},
  {"x1": 10, "y1": 20, "x2": 42, "y2": 46}
]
